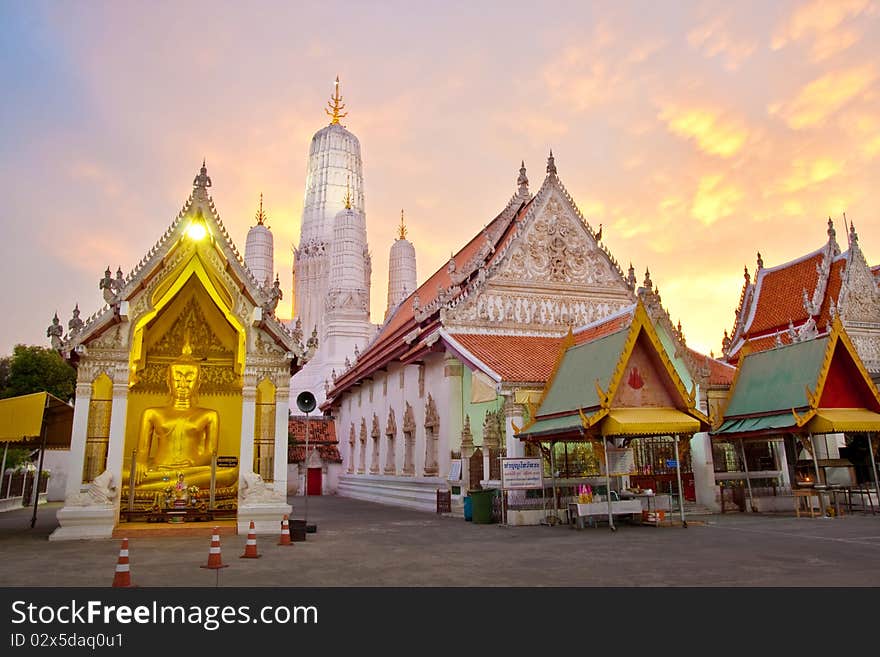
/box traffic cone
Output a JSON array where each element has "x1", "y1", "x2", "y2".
[
  {"x1": 112, "y1": 538, "x2": 134, "y2": 588},
  {"x1": 278, "y1": 514, "x2": 293, "y2": 546},
  {"x1": 240, "y1": 520, "x2": 261, "y2": 559},
  {"x1": 200, "y1": 527, "x2": 229, "y2": 570}
]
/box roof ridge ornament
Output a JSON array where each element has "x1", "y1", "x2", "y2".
[
  {"x1": 326, "y1": 76, "x2": 348, "y2": 125},
  {"x1": 398, "y1": 208, "x2": 407, "y2": 240},
  {"x1": 255, "y1": 193, "x2": 267, "y2": 226},
  {"x1": 517, "y1": 160, "x2": 529, "y2": 198},
  {"x1": 546, "y1": 149, "x2": 557, "y2": 176},
  {"x1": 193, "y1": 159, "x2": 212, "y2": 192}
]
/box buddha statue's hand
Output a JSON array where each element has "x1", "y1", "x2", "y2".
[{"x1": 134, "y1": 461, "x2": 149, "y2": 485}]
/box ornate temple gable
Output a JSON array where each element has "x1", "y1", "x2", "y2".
[
  {"x1": 838, "y1": 231, "x2": 880, "y2": 327},
  {"x1": 724, "y1": 220, "x2": 846, "y2": 361},
  {"x1": 62, "y1": 163, "x2": 308, "y2": 364},
  {"x1": 443, "y1": 176, "x2": 633, "y2": 334}
]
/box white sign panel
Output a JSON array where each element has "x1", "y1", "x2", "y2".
[
  {"x1": 447, "y1": 459, "x2": 462, "y2": 481},
  {"x1": 605, "y1": 447, "x2": 636, "y2": 476},
  {"x1": 501, "y1": 458, "x2": 544, "y2": 490}
]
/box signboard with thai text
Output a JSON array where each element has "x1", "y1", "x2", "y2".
[
  {"x1": 501, "y1": 458, "x2": 543, "y2": 490},
  {"x1": 605, "y1": 447, "x2": 635, "y2": 476}
]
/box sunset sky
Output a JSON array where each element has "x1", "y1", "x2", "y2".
[{"x1": 2, "y1": 1, "x2": 879, "y2": 358}]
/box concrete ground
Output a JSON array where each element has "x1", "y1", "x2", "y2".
[{"x1": 1, "y1": 496, "x2": 879, "y2": 586}]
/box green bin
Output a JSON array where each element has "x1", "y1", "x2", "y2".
[{"x1": 470, "y1": 489, "x2": 496, "y2": 524}]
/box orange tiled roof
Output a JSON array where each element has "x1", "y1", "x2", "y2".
[
  {"x1": 446, "y1": 334, "x2": 561, "y2": 383},
  {"x1": 746, "y1": 250, "x2": 824, "y2": 335},
  {"x1": 289, "y1": 416, "x2": 337, "y2": 444},
  {"x1": 288, "y1": 445, "x2": 342, "y2": 463},
  {"x1": 686, "y1": 347, "x2": 736, "y2": 386},
  {"x1": 814, "y1": 257, "x2": 844, "y2": 328}
]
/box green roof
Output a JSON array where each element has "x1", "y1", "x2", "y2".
[
  {"x1": 722, "y1": 336, "x2": 828, "y2": 418},
  {"x1": 714, "y1": 413, "x2": 797, "y2": 435},
  {"x1": 518, "y1": 414, "x2": 584, "y2": 438},
  {"x1": 535, "y1": 329, "x2": 629, "y2": 417}
]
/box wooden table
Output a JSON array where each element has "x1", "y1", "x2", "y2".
[{"x1": 793, "y1": 488, "x2": 817, "y2": 518}]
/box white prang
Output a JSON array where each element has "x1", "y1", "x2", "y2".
[
  {"x1": 293, "y1": 122, "x2": 366, "y2": 351},
  {"x1": 244, "y1": 222, "x2": 274, "y2": 288},
  {"x1": 386, "y1": 230, "x2": 417, "y2": 320},
  {"x1": 291, "y1": 87, "x2": 374, "y2": 406}
]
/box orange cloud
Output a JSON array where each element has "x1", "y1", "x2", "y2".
[
  {"x1": 658, "y1": 105, "x2": 749, "y2": 157},
  {"x1": 780, "y1": 158, "x2": 845, "y2": 193},
  {"x1": 688, "y1": 18, "x2": 756, "y2": 71},
  {"x1": 772, "y1": 0, "x2": 876, "y2": 61},
  {"x1": 769, "y1": 65, "x2": 877, "y2": 129},
  {"x1": 691, "y1": 175, "x2": 743, "y2": 226}
]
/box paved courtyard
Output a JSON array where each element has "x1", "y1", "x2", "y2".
[{"x1": 1, "y1": 496, "x2": 879, "y2": 587}]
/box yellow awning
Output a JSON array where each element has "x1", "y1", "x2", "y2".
[
  {"x1": 0, "y1": 392, "x2": 74, "y2": 449},
  {"x1": 805, "y1": 408, "x2": 880, "y2": 434},
  {"x1": 599, "y1": 408, "x2": 705, "y2": 436}
]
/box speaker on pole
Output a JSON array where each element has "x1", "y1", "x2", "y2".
[
  {"x1": 296, "y1": 391, "x2": 316, "y2": 414},
  {"x1": 295, "y1": 390, "x2": 317, "y2": 533}
]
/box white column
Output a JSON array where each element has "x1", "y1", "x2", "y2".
[
  {"x1": 774, "y1": 441, "x2": 791, "y2": 487},
  {"x1": 690, "y1": 432, "x2": 718, "y2": 511},
  {"x1": 240, "y1": 385, "x2": 257, "y2": 480},
  {"x1": 64, "y1": 382, "x2": 93, "y2": 501},
  {"x1": 504, "y1": 396, "x2": 525, "y2": 458},
  {"x1": 273, "y1": 385, "x2": 290, "y2": 494},
  {"x1": 103, "y1": 380, "x2": 129, "y2": 506}
]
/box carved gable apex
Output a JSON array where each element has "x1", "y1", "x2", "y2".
[
  {"x1": 443, "y1": 178, "x2": 634, "y2": 334},
  {"x1": 838, "y1": 246, "x2": 880, "y2": 325},
  {"x1": 494, "y1": 185, "x2": 628, "y2": 290}
]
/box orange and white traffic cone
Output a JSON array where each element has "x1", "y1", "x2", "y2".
[
  {"x1": 240, "y1": 520, "x2": 261, "y2": 559},
  {"x1": 112, "y1": 538, "x2": 134, "y2": 588},
  {"x1": 278, "y1": 514, "x2": 293, "y2": 546},
  {"x1": 200, "y1": 527, "x2": 229, "y2": 570}
]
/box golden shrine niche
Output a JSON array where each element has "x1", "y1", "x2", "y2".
[{"x1": 122, "y1": 275, "x2": 243, "y2": 515}]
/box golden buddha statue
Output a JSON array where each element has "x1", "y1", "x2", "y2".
[{"x1": 124, "y1": 335, "x2": 238, "y2": 492}]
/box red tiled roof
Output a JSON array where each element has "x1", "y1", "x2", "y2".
[
  {"x1": 288, "y1": 416, "x2": 337, "y2": 444},
  {"x1": 686, "y1": 347, "x2": 736, "y2": 386},
  {"x1": 746, "y1": 250, "x2": 823, "y2": 335},
  {"x1": 814, "y1": 257, "x2": 844, "y2": 328},
  {"x1": 446, "y1": 334, "x2": 562, "y2": 383},
  {"x1": 288, "y1": 445, "x2": 342, "y2": 463}
]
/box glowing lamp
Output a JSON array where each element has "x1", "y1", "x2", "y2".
[{"x1": 187, "y1": 221, "x2": 208, "y2": 241}]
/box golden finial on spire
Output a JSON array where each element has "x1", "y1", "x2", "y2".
[
  {"x1": 325, "y1": 75, "x2": 348, "y2": 125},
  {"x1": 398, "y1": 209, "x2": 407, "y2": 240},
  {"x1": 255, "y1": 192, "x2": 266, "y2": 225},
  {"x1": 343, "y1": 175, "x2": 352, "y2": 209}
]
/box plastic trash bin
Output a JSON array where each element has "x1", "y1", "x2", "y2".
[
  {"x1": 291, "y1": 519, "x2": 307, "y2": 542},
  {"x1": 470, "y1": 489, "x2": 496, "y2": 524},
  {"x1": 463, "y1": 496, "x2": 473, "y2": 521}
]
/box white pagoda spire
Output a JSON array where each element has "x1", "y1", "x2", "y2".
[
  {"x1": 244, "y1": 193, "x2": 274, "y2": 287},
  {"x1": 386, "y1": 209, "x2": 417, "y2": 319},
  {"x1": 293, "y1": 76, "x2": 366, "y2": 347}
]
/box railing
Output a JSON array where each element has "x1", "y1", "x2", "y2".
[{"x1": 1, "y1": 471, "x2": 49, "y2": 503}]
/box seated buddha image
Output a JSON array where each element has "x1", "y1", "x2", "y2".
[{"x1": 123, "y1": 334, "x2": 238, "y2": 492}]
